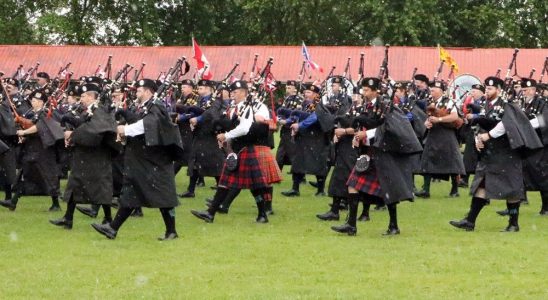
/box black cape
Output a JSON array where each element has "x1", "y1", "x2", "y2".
[{"x1": 64, "y1": 105, "x2": 119, "y2": 204}]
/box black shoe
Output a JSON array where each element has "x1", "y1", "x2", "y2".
[
  {"x1": 358, "y1": 214, "x2": 370, "y2": 222},
  {"x1": 316, "y1": 211, "x2": 340, "y2": 221},
  {"x1": 196, "y1": 181, "x2": 205, "y2": 187},
  {"x1": 158, "y1": 232, "x2": 179, "y2": 241},
  {"x1": 308, "y1": 181, "x2": 318, "y2": 188},
  {"x1": 101, "y1": 217, "x2": 112, "y2": 225},
  {"x1": 217, "y1": 206, "x2": 229, "y2": 214},
  {"x1": 501, "y1": 225, "x2": 519, "y2": 232},
  {"x1": 521, "y1": 199, "x2": 529, "y2": 205},
  {"x1": 281, "y1": 189, "x2": 300, "y2": 197},
  {"x1": 0, "y1": 199, "x2": 16, "y2": 211},
  {"x1": 457, "y1": 180, "x2": 468, "y2": 188},
  {"x1": 414, "y1": 190, "x2": 430, "y2": 198},
  {"x1": 91, "y1": 223, "x2": 117, "y2": 239},
  {"x1": 382, "y1": 228, "x2": 401, "y2": 236},
  {"x1": 449, "y1": 219, "x2": 475, "y2": 231},
  {"x1": 48, "y1": 205, "x2": 62, "y2": 212},
  {"x1": 76, "y1": 206, "x2": 98, "y2": 218},
  {"x1": 131, "y1": 208, "x2": 143, "y2": 217},
  {"x1": 256, "y1": 215, "x2": 269, "y2": 223},
  {"x1": 49, "y1": 217, "x2": 73, "y2": 229},
  {"x1": 179, "y1": 191, "x2": 195, "y2": 198},
  {"x1": 210, "y1": 186, "x2": 218, "y2": 190},
  {"x1": 190, "y1": 210, "x2": 214, "y2": 223},
  {"x1": 314, "y1": 191, "x2": 326, "y2": 197},
  {"x1": 496, "y1": 209, "x2": 509, "y2": 216},
  {"x1": 449, "y1": 192, "x2": 460, "y2": 198},
  {"x1": 540, "y1": 209, "x2": 548, "y2": 216},
  {"x1": 331, "y1": 224, "x2": 357, "y2": 236}
]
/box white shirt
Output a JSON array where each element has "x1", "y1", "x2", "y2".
[
  {"x1": 124, "y1": 99, "x2": 151, "y2": 137},
  {"x1": 225, "y1": 100, "x2": 270, "y2": 141}
]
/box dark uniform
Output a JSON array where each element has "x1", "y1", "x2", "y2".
[
  {"x1": 332, "y1": 78, "x2": 423, "y2": 236},
  {"x1": 276, "y1": 80, "x2": 302, "y2": 170},
  {"x1": 173, "y1": 79, "x2": 198, "y2": 172},
  {"x1": 450, "y1": 76, "x2": 542, "y2": 232},
  {"x1": 281, "y1": 84, "x2": 330, "y2": 197},
  {"x1": 92, "y1": 79, "x2": 184, "y2": 240},
  {"x1": 50, "y1": 83, "x2": 118, "y2": 229},
  {"x1": 416, "y1": 80, "x2": 465, "y2": 198},
  {"x1": 518, "y1": 78, "x2": 548, "y2": 215},
  {"x1": 461, "y1": 87, "x2": 486, "y2": 184},
  {"x1": 0, "y1": 89, "x2": 64, "y2": 211},
  {"x1": 183, "y1": 80, "x2": 226, "y2": 197},
  {"x1": 0, "y1": 85, "x2": 18, "y2": 201}
]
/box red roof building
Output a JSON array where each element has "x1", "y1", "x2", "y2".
[{"x1": 0, "y1": 45, "x2": 545, "y2": 82}]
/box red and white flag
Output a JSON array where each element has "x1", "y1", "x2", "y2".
[
  {"x1": 302, "y1": 42, "x2": 324, "y2": 73},
  {"x1": 192, "y1": 37, "x2": 213, "y2": 80}
]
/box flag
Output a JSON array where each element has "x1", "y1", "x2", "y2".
[
  {"x1": 192, "y1": 37, "x2": 213, "y2": 80},
  {"x1": 302, "y1": 42, "x2": 324, "y2": 73},
  {"x1": 438, "y1": 46, "x2": 459, "y2": 74}
]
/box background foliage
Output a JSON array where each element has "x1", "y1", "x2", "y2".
[{"x1": 0, "y1": 0, "x2": 546, "y2": 47}]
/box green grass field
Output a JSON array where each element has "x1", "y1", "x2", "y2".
[{"x1": 1, "y1": 171, "x2": 547, "y2": 299}]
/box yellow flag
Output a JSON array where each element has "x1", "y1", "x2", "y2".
[{"x1": 439, "y1": 46, "x2": 459, "y2": 74}]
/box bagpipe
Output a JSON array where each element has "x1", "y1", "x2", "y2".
[{"x1": 424, "y1": 59, "x2": 464, "y2": 129}]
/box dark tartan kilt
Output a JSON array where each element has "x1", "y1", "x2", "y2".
[
  {"x1": 256, "y1": 146, "x2": 283, "y2": 184},
  {"x1": 346, "y1": 164, "x2": 383, "y2": 198},
  {"x1": 218, "y1": 146, "x2": 269, "y2": 190}
]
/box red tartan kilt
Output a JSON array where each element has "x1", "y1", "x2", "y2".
[
  {"x1": 255, "y1": 146, "x2": 283, "y2": 184},
  {"x1": 218, "y1": 146, "x2": 269, "y2": 190},
  {"x1": 346, "y1": 166, "x2": 383, "y2": 197}
]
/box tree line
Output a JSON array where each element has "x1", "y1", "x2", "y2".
[{"x1": 1, "y1": 0, "x2": 546, "y2": 48}]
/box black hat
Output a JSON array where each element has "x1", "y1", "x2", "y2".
[
  {"x1": 513, "y1": 79, "x2": 522, "y2": 86},
  {"x1": 471, "y1": 84, "x2": 485, "y2": 93},
  {"x1": 353, "y1": 86, "x2": 361, "y2": 95},
  {"x1": 36, "y1": 72, "x2": 50, "y2": 80},
  {"x1": 484, "y1": 76, "x2": 505, "y2": 89},
  {"x1": 4, "y1": 78, "x2": 20, "y2": 87},
  {"x1": 361, "y1": 77, "x2": 381, "y2": 90},
  {"x1": 304, "y1": 83, "x2": 321, "y2": 94},
  {"x1": 86, "y1": 76, "x2": 103, "y2": 86},
  {"x1": 66, "y1": 85, "x2": 82, "y2": 97},
  {"x1": 136, "y1": 79, "x2": 158, "y2": 92},
  {"x1": 429, "y1": 80, "x2": 446, "y2": 91},
  {"x1": 80, "y1": 83, "x2": 102, "y2": 94},
  {"x1": 331, "y1": 76, "x2": 344, "y2": 84},
  {"x1": 520, "y1": 78, "x2": 537, "y2": 88},
  {"x1": 103, "y1": 79, "x2": 112, "y2": 85},
  {"x1": 181, "y1": 79, "x2": 195, "y2": 87},
  {"x1": 286, "y1": 80, "x2": 297, "y2": 87},
  {"x1": 414, "y1": 74, "x2": 429, "y2": 83},
  {"x1": 197, "y1": 79, "x2": 214, "y2": 87},
  {"x1": 79, "y1": 76, "x2": 87, "y2": 82},
  {"x1": 229, "y1": 80, "x2": 248, "y2": 92},
  {"x1": 30, "y1": 89, "x2": 49, "y2": 102}
]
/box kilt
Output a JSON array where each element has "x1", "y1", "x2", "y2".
[
  {"x1": 218, "y1": 146, "x2": 269, "y2": 190},
  {"x1": 255, "y1": 145, "x2": 282, "y2": 184},
  {"x1": 346, "y1": 165, "x2": 382, "y2": 198}
]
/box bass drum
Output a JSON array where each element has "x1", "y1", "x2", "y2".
[{"x1": 448, "y1": 74, "x2": 481, "y2": 105}]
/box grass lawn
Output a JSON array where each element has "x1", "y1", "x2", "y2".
[{"x1": 1, "y1": 170, "x2": 547, "y2": 299}]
